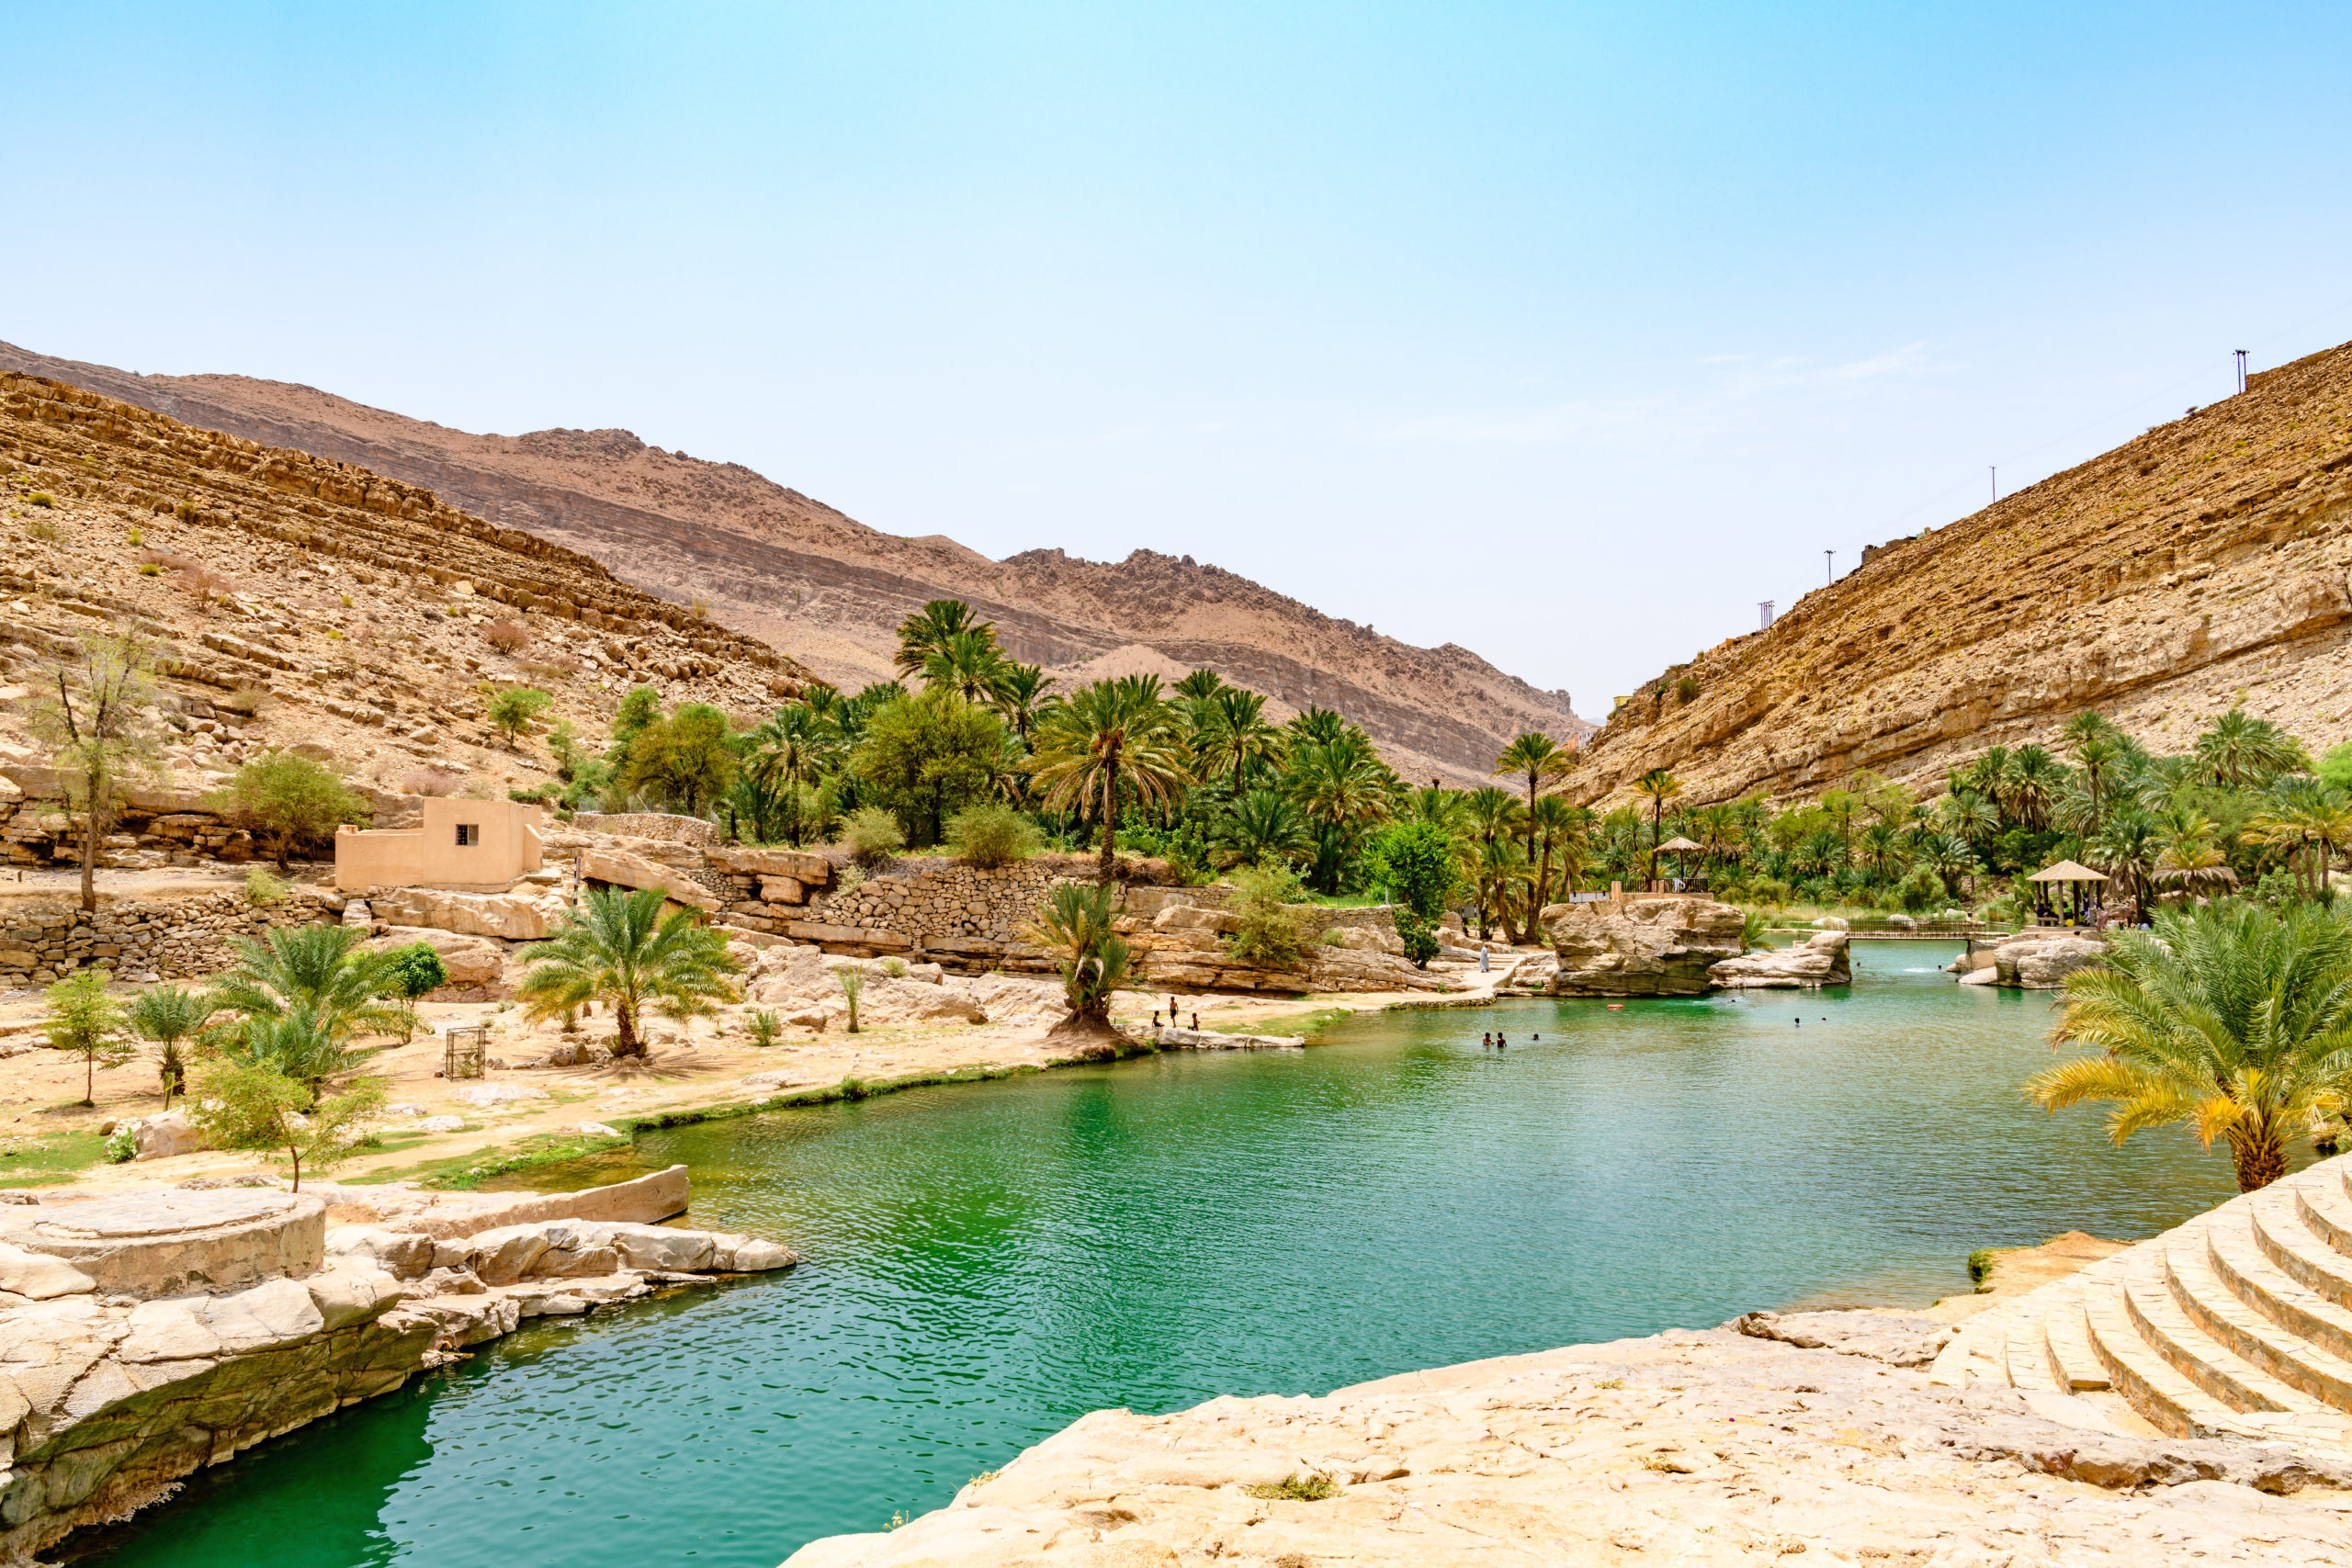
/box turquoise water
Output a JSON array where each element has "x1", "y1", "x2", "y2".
[{"x1": 83, "y1": 945, "x2": 2254, "y2": 1566}]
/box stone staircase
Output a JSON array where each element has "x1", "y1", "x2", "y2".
[{"x1": 1934, "y1": 1154, "x2": 2352, "y2": 1455}]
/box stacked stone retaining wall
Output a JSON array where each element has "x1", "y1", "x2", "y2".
[{"x1": 0, "y1": 888, "x2": 341, "y2": 987}]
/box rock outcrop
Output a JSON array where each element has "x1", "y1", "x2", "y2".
[
  {"x1": 787, "y1": 1316, "x2": 2352, "y2": 1567},
  {"x1": 0, "y1": 1166, "x2": 795, "y2": 1562},
  {"x1": 1952, "y1": 931, "x2": 2111, "y2": 989},
  {"x1": 1542, "y1": 895, "x2": 1745, "y2": 997},
  {"x1": 1569, "y1": 338, "x2": 2352, "y2": 807},
  {"x1": 1707, "y1": 928, "x2": 1852, "y2": 988}
]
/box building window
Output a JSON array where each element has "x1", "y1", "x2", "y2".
[{"x1": 456, "y1": 824, "x2": 478, "y2": 847}]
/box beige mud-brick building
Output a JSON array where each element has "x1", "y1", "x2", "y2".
[{"x1": 335, "y1": 798, "x2": 548, "y2": 893}]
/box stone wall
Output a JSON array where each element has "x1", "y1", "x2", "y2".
[
  {"x1": 0, "y1": 888, "x2": 341, "y2": 987},
  {"x1": 782, "y1": 860, "x2": 1067, "y2": 966}
]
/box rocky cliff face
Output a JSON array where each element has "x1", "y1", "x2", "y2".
[
  {"x1": 0, "y1": 341, "x2": 1589, "y2": 785},
  {"x1": 1572, "y1": 340, "x2": 2352, "y2": 806}
]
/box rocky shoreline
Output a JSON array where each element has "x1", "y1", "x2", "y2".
[{"x1": 0, "y1": 1165, "x2": 793, "y2": 1563}]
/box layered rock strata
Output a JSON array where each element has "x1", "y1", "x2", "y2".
[
  {"x1": 0, "y1": 1166, "x2": 795, "y2": 1562},
  {"x1": 788, "y1": 1314, "x2": 2352, "y2": 1566}
]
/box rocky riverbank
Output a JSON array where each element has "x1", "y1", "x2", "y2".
[
  {"x1": 786, "y1": 1314, "x2": 2352, "y2": 1566},
  {"x1": 0, "y1": 1165, "x2": 793, "y2": 1563}
]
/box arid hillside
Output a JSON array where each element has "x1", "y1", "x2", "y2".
[
  {"x1": 1572, "y1": 339, "x2": 2352, "y2": 807},
  {"x1": 0, "y1": 372, "x2": 808, "y2": 802},
  {"x1": 0, "y1": 341, "x2": 1590, "y2": 785}
]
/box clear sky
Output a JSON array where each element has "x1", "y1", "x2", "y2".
[{"x1": 10, "y1": 3, "x2": 2352, "y2": 712}]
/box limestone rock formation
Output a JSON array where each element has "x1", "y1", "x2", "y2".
[
  {"x1": 1995, "y1": 933, "x2": 2109, "y2": 988},
  {"x1": 1570, "y1": 339, "x2": 2352, "y2": 807},
  {"x1": 1542, "y1": 895, "x2": 1745, "y2": 997},
  {"x1": 786, "y1": 1318, "x2": 2352, "y2": 1567},
  {"x1": 0, "y1": 1168, "x2": 797, "y2": 1562},
  {"x1": 1707, "y1": 929, "x2": 1852, "y2": 988},
  {"x1": 579, "y1": 845, "x2": 719, "y2": 910}
]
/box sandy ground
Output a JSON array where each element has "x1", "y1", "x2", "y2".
[{"x1": 0, "y1": 957, "x2": 1530, "y2": 1191}]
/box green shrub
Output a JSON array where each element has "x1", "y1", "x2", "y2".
[
  {"x1": 1320, "y1": 927, "x2": 1346, "y2": 946},
  {"x1": 1675, "y1": 675, "x2": 1702, "y2": 705},
  {"x1": 103, "y1": 1125, "x2": 139, "y2": 1163},
  {"x1": 745, "y1": 1009, "x2": 784, "y2": 1047},
  {"x1": 1893, "y1": 864, "x2": 1945, "y2": 912},
  {"x1": 381, "y1": 942, "x2": 449, "y2": 1000},
  {"x1": 1967, "y1": 1247, "x2": 1996, "y2": 1286},
  {"x1": 1243, "y1": 1473, "x2": 1341, "y2": 1502},
  {"x1": 840, "y1": 807, "x2": 905, "y2": 868},
  {"x1": 1223, "y1": 863, "x2": 1314, "y2": 969},
  {"x1": 1393, "y1": 908, "x2": 1440, "y2": 966},
  {"x1": 26, "y1": 491, "x2": 55, "y2": 508},
  {"x1": 243, "y1": 867, "x2": 288, "y2": 907},
  {"x1": 943, "y1": 802, "x2": 1041, "y2": 868}
]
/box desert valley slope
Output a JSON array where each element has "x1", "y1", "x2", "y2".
[
  {"x1": 1573, "y1": 339, "x2": 2352, "y2": 806},
  {"x1": 0, "y1": 340, "x2": 1589, "y2": 785}
]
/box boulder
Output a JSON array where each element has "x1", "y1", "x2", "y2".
[
  {"x1": 1542, "y1": 895, "x2": 1745, "y2": 997},
  {"x1": 453, "y1": 1082, "x2": 550, "y2": 1108},
  {"x1": 580, "y1": 845, "x2": 719, "y2": 911},
  {"x1": 368, "y1": 886, "x2": 549, "y2": 941},
  {"x1": 1993, "y1": 935, "x2": 2109, "y2": 989},
  {"x1": 325, "y1": 1224, "x2": 436, "y2": 1279},
  {"x1": 128, "y1": 1109, "x2": 208, "y2": 1160},
  {"x1": 1708, "y1": 930, "x2": 1851, "y2": 989},
  {"x1": 0, "y1": 1242, "x2": 97, "y2": 1300},
  {"x1": 709, "y1": 844, "x2": 834, "y2": 884}
]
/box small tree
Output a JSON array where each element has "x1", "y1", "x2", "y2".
[
  {"x1": 208, "y1": 751, "x2": 370, "y2": 871},
  {"x1": 376, "y1": 941, "x2": 448, "y2": 1042},
  {"x1": 187, "y1": 1058, "x2": 387, "y2": 1191},
  {"x1": 28, "y1": 626, "x2": 160, "y2": 911},
  {"x1": 840, "y1": 806, "x2": 906, "y2": 868},
  {"x1": 127, "y1": 984, "x2": 216, "y2": 1108},
  {"x1": 943, "y1": 802, "x2": 1040, "y2": 868},
  {"x1": 483, "y1": 684, "x2": 554, "y2": 750},
  {"x1": 45, "y1": 971, "x2": 134, "y2": 1106},
  {"x1": 1223, "y1": 863, "x2": 1315, "y2": 969},
  {"x1": 1019, "y1": 880, "x2": 1132, "y2": 1040},
  {"x1": 835, "y1": 965, "x2": 865, "y2": 1033}
]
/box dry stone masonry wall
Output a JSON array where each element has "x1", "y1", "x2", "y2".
[{"x1": 0, "y1": 889, "x2": 341, "y2": 988}]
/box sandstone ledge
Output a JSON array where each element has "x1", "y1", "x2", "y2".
[{"x1": 786, "y1": 1323, "x2": 2352, "y2": 1566}]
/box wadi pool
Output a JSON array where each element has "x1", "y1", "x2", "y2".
[{"x1": 82, "y1": 944, "x2": 2252, "y2": 1566}]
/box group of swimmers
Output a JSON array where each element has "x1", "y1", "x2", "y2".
[{"x1": 1477, "y1": 1032, "x2": 1533, "y2": 1050}]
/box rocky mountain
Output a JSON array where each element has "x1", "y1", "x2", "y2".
[
  {"x1": 0, "y1": 340, "x2": 1590, "y2": 785},
  {"x1": 1569, "y1": 339, "x2": 2352, "y2": 807},
  {"x1": 0, "y1": 372, "x2": 808, "y2": 806}
]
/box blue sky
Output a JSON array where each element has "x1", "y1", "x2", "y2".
[{"x1": 10, "y1": 2, "x2": 2352, "y2": 711}]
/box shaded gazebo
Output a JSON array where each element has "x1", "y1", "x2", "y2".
[
  {"x1": 2027, "y1": 859, "x2": 2109, "y2": 927},
  {"x1": 1654, "y1": 835, "x2": 1706, "y2": 892}
]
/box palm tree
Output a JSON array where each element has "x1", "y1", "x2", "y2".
[
  {"x1": 741, "y1": 704, "x2": 841, "y2": 846},
  {"x1": 2087, "y1": 810, "x2": 2160, "y2": 923},
  {"x1": 2245, "y1": 784, "x2": 2352, "y2": 900},
  {"x1": 231, "y1": 1004, "x2": 369, "y2": 1095},
  {"x1": 921, "y1": 629, "x2": 1012, "y2": 705},
  {"x1": 1917, "y1": 831, "x2": 1982, "y2": 904},
  {"x1": 1019, "y1": 881, "x2": 1132, "y2": 1040},
  {"x1": 1216, "y1": 788, "x2": 1312, "y2": 869},
  {"x1": 1526, "y1": 795, "x2": 1585, "y2": 914},
  {"x1": 2197, "y1": 707, "x2": 2310, "y2": 788},
  {"x1": 1474, "y1": 837, "x2": 1535, "y2": 943},
  {"x1": 515, "y1": 886, "x2": 741, "y2": 1058},
  {"x1": 1197, "y1": 688, "x2": 1286, "y2": 795},
  {"x1": 2029, "y1": 903, "x2": 2352, "y2": 1191},
  {"x1": 1173, "y1": 669, "x2": 1226, "y2": 701},
  {"x1": 2007, "y1": 746, "x2": 2064, "y2": 831},
  {"x1": 1286, "y1": 706, "x2": 1350, "y2": 747},
  {"x1": 209, "y1": 925, "x2": 404, "y2": 1047},
  {"x1": 1634, "y1": 768, "x2": 1682, "y2": 886},
  {"x1": 128, "y1": 984, "x2": 216, "y2": 1108},
  {"x1": 893, "y1": 599, "x2": 997, "y2": 679},
  {"x1": 1493, "y1": 732, "x2": 1572, "y2": 863},
  {"x1": 2154, "y1": 842, "x2": 2241, "y2": 902},
  {"x1": 991, "y1": 662, "x2": 1058, "y2": 744},
  {"x1": 1939, "y1": 789, "x2": 2000, "y2": 847},
  {"x1": 1028, "y1": 675, "x2": 1193, "y2": 881}
]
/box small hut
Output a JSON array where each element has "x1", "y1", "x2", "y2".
[
  {"x1": 1654, "y1": 835, "x2": 1706, "y2": 893},
  {"x1": 2027, "y1": 860, "x2": 2109, "y2": 927}
]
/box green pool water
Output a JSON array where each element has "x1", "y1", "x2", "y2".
[{"x1": 81, "y1": 944, "x2": 2255, "y2": 1566}]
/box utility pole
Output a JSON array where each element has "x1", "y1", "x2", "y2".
[
  {"x1": 2235, "y1": 349, "x2": 2249, "y2": 394},
  {"x1": 1989, "y1": 466, "x2": 1997, "y2": 503},
  {"x1": 1824, "y1": 550, "x2": 1834, "y2": 585},
  {"x1": 1758, "y1": 600, "x2": 1774, "y2": 630}
]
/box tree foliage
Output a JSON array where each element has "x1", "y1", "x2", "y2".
[{"x1": 208, "y1": 750, "x2": 370, "y2": 870}]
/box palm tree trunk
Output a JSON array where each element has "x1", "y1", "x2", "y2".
[
  {"x1": 613, "y1": 998, "x2": 644, "y2": 1058},
  {"x1": 2233, "y1": 1126, "x2": 2289, "y2": 1192},
  {"x1": 1099, "y1": 757, "x2": 1121, "y2": 882}
]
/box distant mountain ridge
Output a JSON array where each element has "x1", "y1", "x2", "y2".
[{"x1": 0, "y1": 339, "x2": 1589, "y2": 784}]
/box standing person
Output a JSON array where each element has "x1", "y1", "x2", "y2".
[{"x1": 1478, "y1": 944, "x2": 1490, "y2": 973}]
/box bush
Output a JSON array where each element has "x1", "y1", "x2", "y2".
[
  {"x1": 243, "y1": 867, "x2": 288, "y2": 907},
  {"x1": 745, "y1": 1009, "x2": 784, "y2": 1047},
  {"x1": 840, "y1": 806, "x2": 905, "y2": 868},
  {"x1": 103, "y1": 1125, "x2": 139, "y2": 1163},
  {"x1": 484, "y1": 621, "x2": 531, "y2": 654},
  {"x1": 1386, "y1": 908, "x2": 1434, "y2": 966},
  {"x1": 1675, "y1": 675, "x2": 1702, "y2": 705},
  {"x1": 26, "y1": 491, "x2": 55, "y2": 508},
  {"x1": 483, "y1": 684, "x2": 553, "y2": 748},
  {"x1": 401, "y1": 767, "x2": 461, "y2": 796},
  {"x1": 209, "y1": 751, "x2": 370, "y2": 871},
  {"x1": 381, "y1": 942, "x2": 449, "y2": 1000},
  {"x1": 1224, "y1": 863, "x2": 1315, "y2": 969},
  {"x1": 944, "y1": 802, "x2": 1041, "y2": 868},
  {"x1": 1893, "y1": 864, "x2": 1945, "y2": 912}
]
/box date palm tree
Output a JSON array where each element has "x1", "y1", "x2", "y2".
[
  {"x1": 1493, "y1": 731, "x2": 1574, "y2": 863},
  {"x1": 128, "y1": 984, "x2": 218, "y2": 1108},
  {"x1": 1028, "y1": 675, "x2": 1193, "y2": 881},
  {"x1": 516, "y1": 886, "x2": 741, "y2": 1058},
  {"x1": 2087, "y1": 810, "x2": 2160, "y2": 923},
  {"x1": 1525, "y1": 795, "x2": 1585, "y2": 914},
  {"x1": 1634, "y1": 768, "x2": 1682, "y2": 886},
  {"x1": 2029, "y1": 903, "x2": 2352, "y2": 1191},
  {"x1": 893, "y1": 599, "x2": 997, "y2": 679},
  {"x1": 990, "y1": 662, "x2": 1058, "y2": 745},
  {"x1": 1216, "y1": 788, "x2": 1312, "y2": 869},
  {"x1": 921, "y1": 629, "x2": 1012, "y2": 705},
  {"x1": 209, "y1": 925, "x2": 405, "y2": 1047},
  {"x1": 1020, "y1": 880, "x2": 1132, "y2": 1040},
  {"x1": 2197, "y1": 707, "x2": 2310, "y2": 789},
  {"x1": 1196, "y1": 688, "x2": 1286, "y2": 795},
  {"x1": 742, "y1": 703, "x2": 841, "y2": 846}
]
